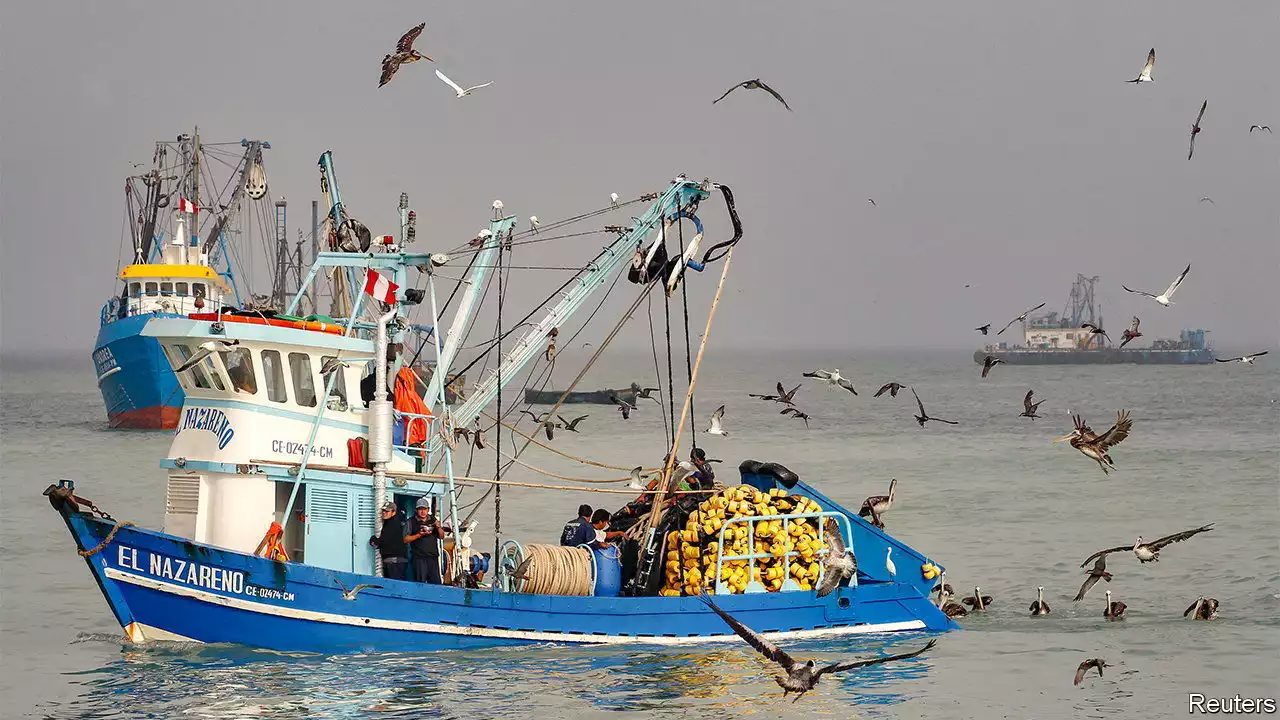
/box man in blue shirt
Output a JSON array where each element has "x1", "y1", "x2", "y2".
[{"x1": 560, "y1": 504, "x2": 594, "y2": 546}]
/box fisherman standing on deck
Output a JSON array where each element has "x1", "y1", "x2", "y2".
[
  {"x1": 689, "y1": 447, "x2": 717, "y2": 490},
  {"x1": 406, "y1": 497, "x2": 445, "y2": 584},
  {"x1": 369, "y1": 501, "x2": 408, "y2": 580},
  {"x1": 560, "y1": 504, "x2": 595, "y2": 546}
]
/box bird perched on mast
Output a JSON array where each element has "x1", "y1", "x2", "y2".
[{"x1": 378, "y1": 23, "x2": 433, "y2": 88}]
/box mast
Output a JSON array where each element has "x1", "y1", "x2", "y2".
[{"x1": 191, "y1": 127, "x2": 200, "y2": 253}]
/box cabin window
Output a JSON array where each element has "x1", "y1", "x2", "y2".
[
  {"x1": 320, "y1": 356, "x2": 349, "y2": 412},
  {"x1": 170, "y1": 344, "x2": 214, "y2": 389},
  {"x1": 223, "y1": 347, "x2": 257, "y2": 394},
  {"x1": 193, "y1": 283, "x2": 206, "y2": 299},
  {"x1": 129, "y1": 283, "x2": 142, "y2": 298},
  {"x1": 289, "y1": 353, "x2": 317, "y2": 407},
  {"x1": 261, "y1": 350, "x2": 288, "y2": 403},
  {"x1": 160, "y1": 282, "x2": 174, "y2": 296},
  {"x1": 176, "y1": 282, "x2": 189, "y2": 296},
  {"x1": 201, "y1": 353, "x2": 227, "y2": 391},
  {"x1": 144, "y1": 282, "x2": 158, "y2": 296}
]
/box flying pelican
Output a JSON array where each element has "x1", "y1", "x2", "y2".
[
  {"x1": 1074, "y1": 659, "x2": 1108, "y2": 686},
  {"x1": 1053, "y1": 411, "x2": 1133, "y2": 474},
  {"x1": 1029, "y1": 586, "x2": 1051, "y2": 615},
  {"x1": 378, "y1": 22, "x2": 433, "y2": 88},
  {"x1": 712, "y1": 79, "x2": 792, "y2": 111},
  {"x1": 434, "y1": 68, "x2": 493, "y2": 98},
  {"x1": 556, "y1": 415, "x2": 588, "y2": 433},
  {"x1": 997, "y1": 302, "x2": 1047, "y2": 335},
  {"x1": 749, "y1": 381, "x2": 801, "y2": 405},
  {"x1": 706, "y1": 405, "x2": 729, "y2": 436},
  {"x1": 1073, "y1": 555, "x2": 1112, "y2": 601},
  {"x1": 815, "y1": 518, "x2": 856, "y2": 598},
  {"x1": 700, "y1": 594, "x2": 935, "y2": 702},
  {"x1": 1080, "y1": 323, "x2": 1110, "y2": 346},
  {"x1": 1103, "y1": 589, "x2": 1126, "y2": 619},
  {"x1": 1215, "y1": 351, "x2": 1268, "y2": 364},
  {"x1": 962, "y1": 587, "x2": 993, "y2": 611},
  {"x1": 803, "y1": 368, "x2": 857, "y2": 395},
  {"x1": 334, "y1": 578, "x2": 383, "y2": 601},
  {"x1": 1250, "y1": 125, "x2": 1272, "y2": 133},
  {"x1": 613, "y1": 395, "x2": 637, "y2": 420},
  {"x1": 1020, "y1": 389, "x2": 1045, "y2": 419},
  {"x1": 858, "y1": 478, "x2": 896, "y2": 529},
  {"x1": 981, "y1": 355, "x2": 1004, "y2": 378},
  {"x1": 975, "y1": 324, "x2": 992, "y2": 335},
  {"x1": 174, "y1": 339, "x2": 240, "y2": 373},
  {"x1": 1183, "y1": 596, "x2": 1220, "y2": 620},
  {"x1": 1079, "y1": 524, "x2": 1214, "y2": 566},
  {"x1": 632, "y1": 386, "x2": 662, "y2": 404},
  {"x1": 1119, "y1": 317, "x2": 1143, "y2": 348},
  {"x1": 874, "y1": 382, "x2": 906, "y2": 398},
  {"x1": 1188, "y1": 100, "x2": 1208, "y2": 160},
  {"x1": 1127, "y1": 48, "x2": 1155, "y2": 83},
  {"x1": 911, "y1": 387, "x2": 958, "y2": 427},
  {"x1": 1123, "y1": 264, "x2": 1190, "y2": 307},
  {"x1": 780, "y1": 406, "x2": 811, "y2": 428}
]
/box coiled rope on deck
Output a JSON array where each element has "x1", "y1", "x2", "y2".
[{"x1": 517, "y1": 543, "x2": 594, "y2": 596}]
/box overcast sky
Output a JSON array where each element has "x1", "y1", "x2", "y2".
[{"x1": 2, "y1": 1, "x2": 1277, "y2": 356}]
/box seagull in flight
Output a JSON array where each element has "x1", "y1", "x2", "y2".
[
  {"x1": 1249, "y1": 125, "x2": 1272, "y2": 133},
  {"x1": 1188, "y1": 100, "x2": 1208, "y2": 160},
  {"x1": 1198, "y1": 197, "x2": 1214, "y2": 204},
  {"x1": 700, "y1": 594, "x2": 935, "y2": 702},
  {"x1": 815, "y1": 518, "x2": 856, "y2": 597},
  {"x1": 975, "y1": 324, "x2": 992, "y2": 335},
  {"x1": 803, "y1": 368, "x2": 857, "y2": 395},
  {"x1": 1081, "y1": 323, "x2": 1110, "y2": 345},
  {"x1": 334, "y1": 578, "x2": 383, "y2": 601},
  {"x1": 379, "y1": 22, "x2": 433, "y2": 88},
  {"x1": 174, "y1": 339, "x2": 240, "y2": 373},
  {"x1": 1127, "y1": 48, "x2": 1155, "y2": 83},
  {"x1": 1215, "y1": 351, "x2": 1268, "y2": 364},
  {"x1": 435, "y1": 68, "x2": 493, "y2": 98},
  {"x1": 1123, "y1": 263, "x2": 1190, "y2": 307},
  {"x1": 997, "y1": 302, "x2": 1046, "y2": 335},
  {"x1": 712, "y1": 79, "x2": 792, "y2": 111},
  {"x1": 911, "y1": 387, "x2": 957, "y2": 427},
  {"x1": 867, "y1": 198, "x2": 876, "y2": 207},
  {"x1": 706, "y1": 405, "x2": 730, "y2": 436}
]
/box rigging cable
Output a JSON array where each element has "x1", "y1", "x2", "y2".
[
  {"x1": 494, "y1": 226, "x2": 507, "y2": 568},
  {"x1": 646, "y1": 292, "x2": 670, "y2": 441},
  {"x1": 677, "y1": 207, "x2": 697, "y2": 445}
]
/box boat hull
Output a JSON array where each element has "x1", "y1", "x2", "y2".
[
  {"x1": 57, "y1": 507, "x2": 955, "y2": 653},
  {"x1": 524, "y1": 386, "x2": 641, "y2": 405},
  {"x1": 94, "y1": 313, "x2": 185, "y2": 429},
  {"x1": 974, "y1": 348, "x2": 1215, "y2": 365}
]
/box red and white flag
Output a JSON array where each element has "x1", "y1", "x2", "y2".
[
  {"x1": 363, "y1": 270, "x2": 399, "y2": 304},
  {"x1": 177, "y1": 197, "x2": 197, "y2": 214}
]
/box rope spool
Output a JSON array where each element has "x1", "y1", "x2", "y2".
[{"x1": 516, "y1": 543, "x2": 595, "y2": 596}]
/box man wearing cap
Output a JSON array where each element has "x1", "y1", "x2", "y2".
[
  {"x1": 369, "y1": 501, "x2": 408, "y2": 580},
  {"x1": 406, "y1": 497, "x2": 446, "y2": 584}
]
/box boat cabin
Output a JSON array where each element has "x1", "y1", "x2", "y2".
[{"x1": 115, "y1": 263, "x2": 230, "y2": 319}]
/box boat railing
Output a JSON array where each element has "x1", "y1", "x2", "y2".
[
  {"x1": 711, "y1": 511, "x2": 855, "y2": 595},
  {"x1": 389, "y1": 409, "x2": 436, "y2": 458}
]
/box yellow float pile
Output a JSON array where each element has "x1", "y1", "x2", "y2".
[{"x1": 659, "y1": 485, "x2": 827, "y2": 596}]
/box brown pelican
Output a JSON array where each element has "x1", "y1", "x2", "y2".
[
  {"x1": 1080, "y1": 524, "x2": 1214, "y2": 566},
  {"x1": 712, "y1": 79, "x2": 793, "y2": 112},
  {"x1": 1184, "y1": 596, "x2": 1220, "y2": 620},
  {"x1": 556, "y1": 415, "x2": 589, "y2": 433},
  {"x1": 1080, "y1": 323, "x2": 1110, "y2": 346},
  {"x1": 1052, "y1": 411, "x2": 1132, "y2": 474},
  {"x1": 700, "y1": 594, "x2": 935, "y2": 701},
  {"x1": 750, "y1": 381, "x2": 801, "y2": 405},
  {"x1": 1103, "y1": 589, "x2": 1126, "y2": 619},
  {"x1": 1074, "y1": 659, "x2": 1108, "y2": 686},
  {"x1": 961, "y1": 586, "x2": 993, "y2": 611},
  {"x1": 858, "y1": 478, "x2": 896, "y2": 528},
  {"x1": 1188, "y1": 100, "x2": 1207, "y2": 160},
  {"x1": 1029, "y1": 586, "x2": 1051, "y2": 615},
  {"x1": 874, "y1": 382, "x2": 906, "y2": 398},
  {"x1": 933, "y1": 578, "x2": 968, "y2": 617},
  {"x1": 633, "y1": 386, "x2": 662, "y2": 403},
  {"x1": 815, "y1": 518, "x2": 856, "y2": 598},
  {"x1": 780, "y1": 406, "x2": 811, "y2": 428},
  {"x1": 804, "y1": 368, "x2": 857, "y2": 395},
  {"x1": 1119, "y1": 317, "x2": 1143, "y2": 348},
  {"x1": 1215, "y1": 351, "x2": 1268, "y2": 364},
  {"x1": 1124, "y1": 263, "x2": 1190, "y2": 307},
  {"x1": 612, "y1": 395, "x2": 637, "y2": 419},
  {"x1": 1127, "y1": 47, "x2": 1155, "y2": 83},
  {"x1": 378, "y1": 23, "x2": 433, "y2": 88},
  {"x1": 911, "y1": 387, "x2": 958, "y2": 427},
  {"x1": 1073, "y1": 555, "x2": 1112, "y2": 602},
  {"x1": 997, "y1": 302, "x2": 1047, "y2": 335},
  {"x1": 981, "y1": 355, "x2": 1004, "y2": 378},
  {"x1": 1020, "y1": 389, "x2": 1045, "y2": 419}
]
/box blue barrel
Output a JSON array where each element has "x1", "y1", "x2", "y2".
[{"x1": 591, "y1": 545, "x2": 622, "y2": 597}]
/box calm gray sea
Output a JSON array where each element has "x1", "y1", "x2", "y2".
[{"x1": 2, "y1": 350, "x2": 1277, "y2": 719}]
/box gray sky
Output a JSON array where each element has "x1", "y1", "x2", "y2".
[{"x1": 2, "y1": 1, "x2": 1277, "y2": 355}]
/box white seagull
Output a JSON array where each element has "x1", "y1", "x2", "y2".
[
  {"x1": 435, "y1": 68, "x2": 493, "y2": 98},
  {"x1": 802, "y1": 368, "x2": 857, "y2": 395},
  {"x1": 610, "y1": 192, "x2": 619, "y2": 207},
  {"x1": 1127, "y1": 48, "x2": 1155, "y2": 83},
  {"x1": 334, "y1": 578, "x2": 383, "y2": 601},
  {"x1": 174, "y1": 339, "x2": 240, "y2": 373},
  {"x1": 706, "y1": 405, "x2": 729, "y2": 436},
  {"x1": 1123, "y1": 264, "x2": 1190, "y2": 307},
  {"x1": 1215, "y1": 351, "x2": 1268, "y2": 365},
  {"x1": 529, "y1": 216, "x2": 539, "y2": 232},
  {"x1": 997, "y1": 302, "x2": 1047, "y2": 335}
]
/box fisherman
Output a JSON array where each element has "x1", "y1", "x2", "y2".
[
  {"x1": 560, "y1": 504, "x2": 595, "y2": 546},
  {"x1": 689, "y1": 447, "x2": 716, "y2": 490},
  {"x1": 405, "y1": 497, "x2": 446, "y2": 584},
  {"x1": 590, "y1": 509, "x2": 626, "y2": 548},
  {"x1": 368, "y1": 500, "x2": 408, "y2": 579},
  {"x1": 360, "y1": 343, "x2": 401, "y2": 407}
]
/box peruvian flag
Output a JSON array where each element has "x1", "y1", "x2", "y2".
[
  {"x1": 363, "y1": 269, "x2": 399, "y2": 305},
  {"x1": 177, "y1": 197, "x2": 197, "y2": 214}
]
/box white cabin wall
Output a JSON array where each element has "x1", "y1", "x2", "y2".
[{"x1": 200, "y1": 474, "x2": 277, "y2": 553}]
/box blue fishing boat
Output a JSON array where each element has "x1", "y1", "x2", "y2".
[
  {"x1": 52, "y1": 164, "x2": 956, "y2": 652},
  {"x1": 95, "y1": 131, "x2": 273, "y2": 428}
]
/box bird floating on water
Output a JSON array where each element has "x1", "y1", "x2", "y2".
[
  {"x1": 435, "y1": 68, "x2": 493, "y2": 98},
  {"x1": 962, "y1": 586, "x2": 993, "y2": 611},
  {"x1": 997, "y1": 302, "x2": 1047, "y2": 335},
  {"x1": 858, "y1": 478, "x2": 896, "y2": 529},
  {"x1": 706, "y1": 405, "x2": 729, "y2": 436},
  {"x1": 981, "y1": 355, "x2": 1004, "y2": 378},
  {"x1": 1127, "y1": 48, "x2": 1155, "y2": 83},
  {"x1": 1215, "y1": 351, "x2": 1268, "y2": 364},
  {"x1": 379, "y1": 22, "x2": 432, "y2": 88},
  {"x1": 803, "y1": 368, "x2": 857, "y2": 395},
  {"x1": 1020, "y1": 389, "x2": 1045, "y2": 419},
  {"x1": 1074, "y1": 659, "x2": 1108, "y2": 686},
  {"x1": 1123, "y1": 263, "x2": 1190, "y2": 307},
  {"x1": 1184, "y1": 596, "x2": 1220, "y2": 620},
  {"x1": 1080, "y1": 524, "x2": 1214, "y2": 566},
  {"x1": 1188, "y1": 100, "x2": 1208, "y2": 159},
  {"x1": 712, "y1": 78, "x2": 792, "y2": 111},
  {"x1": 815, "y1": 518, "x2": 856, "y2": 598},
  {"x1": 1119, "y1": 317, "x2": 1143, "y2": 348},
  {"x1": 874, "y1": 382, "x2": 906, "y2": 398},
  {"x1": 700, "y1": 594, "x2": 935, "y2": 702},
  {"x1": 1029, "y1": 586, "x2": 1051, "y2": 615},
  {"x1": 1103, "y1": 589, "x2": 1127, "y2": 619},
  {"x1": 749, "y1": 381, "x2": 801, "y2": 405},
  {"x1": 1074, "y1": 555, "x2": 1112, "y2": 602},
  {"x1": 911, "y1": 387, "x2": 957, "y2": 427},
  {"x1": 1053, "y1": 411, "x2": 1132, "y2": 474}
]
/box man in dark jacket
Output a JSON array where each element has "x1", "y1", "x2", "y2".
[
  {"x1": 369, "y1": 501, "x2": 408, "y2": 579},
  {"x1": 406, "y1": 497, "x2": 445, "y2": 584},
  {"x1": 560, "y1": 504, "x2": 595, "y2": 546}
]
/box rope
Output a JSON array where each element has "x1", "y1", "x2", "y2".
[
  {"x1": 481, "y1": 411, "x2": 652, "y2": 471},
  {"x1": 78, "y1": 521, "x2": 136, "y2": 558},
  {"x1": 517, "y1": 544, "x2": 594, "y2": 596},
  {"x1": 494, "y1": 448, "x2": 654, "y2": 483}
]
